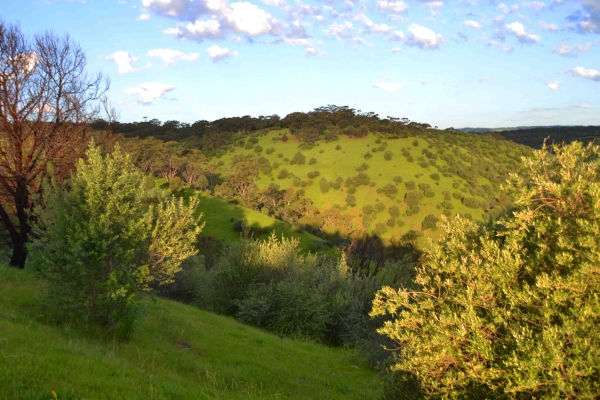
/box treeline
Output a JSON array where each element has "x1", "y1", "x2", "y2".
[{"x1": 100, "y1": 105, "x2": 434, "y2": 155}]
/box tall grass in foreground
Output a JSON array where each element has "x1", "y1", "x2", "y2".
[{"x1": 0, "y1": 265, "x2": 381, "y2": 399}]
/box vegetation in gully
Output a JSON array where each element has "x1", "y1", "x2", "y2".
[{"x1": 1, "y1": 22, "x2": 598, "y2": 399}]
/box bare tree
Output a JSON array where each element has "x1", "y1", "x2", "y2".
[{"x1": 0, "y1": 22, "x2": 109, "y2": 268}]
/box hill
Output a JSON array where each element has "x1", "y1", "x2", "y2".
[
  {"x1": 0, "y1": 264, "x2": 381, "y2": 399},
  {"x1": 203, "y1": 129, "x2": 530, "y2": 242}
]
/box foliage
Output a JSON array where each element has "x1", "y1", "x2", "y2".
[
  {"x1": 29, "y1": 146, "x2": 202, "y2": 338},
  {"x1": 372, "y1": 142, "x2": 600, "y2": 399}
]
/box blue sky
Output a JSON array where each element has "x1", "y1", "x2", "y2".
[{"x1": 3, "y1": 0, "x2": 599, "y2": 128}]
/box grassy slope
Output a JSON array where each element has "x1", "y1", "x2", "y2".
[
  {"x1": 213, "y1": 130, "x2": 528, "y2": 241},
  {"x1": 0, "y1": 265, "x2": 380, "y2": 399},
  {"x1": 186, "y1": 189, "x2": 328, "y2": 252}
]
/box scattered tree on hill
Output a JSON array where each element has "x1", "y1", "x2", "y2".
[{"x1": 0, "y1": 22, "x2": 110, "y2": 268}]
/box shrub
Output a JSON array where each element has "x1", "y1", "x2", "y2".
[
  {"x1": 244, "y1": 142, "x2": 254, "y2": 149},
  {"x1": 345, "y1": 194, "x2": 357, "y2": 207},
  {"x1": 412, "y1": 139, "x2": 419, "y2": 147},
  {"x1": 308, "y1": 157, "x2": 317, "y2": 165},
  {"x1": 356, "y1": 163, "x2": 370, "y2": 172},
  {"x1": 372, "y1": 142, "x2": 600, "y2": 399},
  {"x1": 31, "y1": 146, "x2": 201, "y2": 339},
  {"x1": 319, "y1": 178, "x2": 330, "y2": 194},
  {"x1": 265, "y1": 147, "x2": 275, "y2": 155},
  {"x1": 389, "y1": 205, "x2": 400, "y2": 217},
  {"x1": 393, "y1": 176, "x2": 403, "y2": 184},
  {"x1": 405, "y1": 181, "x2": 416, "y2": 190},
  {"x1": 374, "y1": 223, "x2": 387, "y2": 235},
  {"x1": 384, "y1": 151, "x2": 393, "y2": 161},
  {"x1": 364, "y1": 152, "x2": 373, "y2": 160},
  {"x1": 419, "y1": 182, "x2": 431, "y2": 191},
  {"x1": 347, "y1": 186, "x2": 357, "y2": 194},
  {"x1": 382, "y1": 184, "x2": 399, "y2": 199},
  {"x1": 386, "y1": 218, "x2": 396, "y2": 228},
  {"x1": 462, "y1": 196, "x2": 481, "y2": 209},
  {"x1": 375, "y1": 202, "x2": 386, "y2": 212},
  {"x1": 363, "y1": 204, "x2": 375, "y2": 215},
  {"x1": 307, "y1": 171, "x2": 320, "y2": 179},
  {"x1": 407, "y1": 155, "x2": 414, "y2": 162},
  {"x1": 424, "y1": 189, "x2": 435, "y2": 198},
  {"x1": 277, "y1": 169, "x2": 289, "y2": 179},
  {"x1": 254, "y1": 145, "x2": 263, "y2": 154},
  {"x1": 404, "y1": 191, "x2": 423, "y2": 207},
  {"x1": 441, "y1": 200, "x2": 454, "y2": 209},
  {"x1": 293, "y1": 177, "x2": 302, "y2": 186},
  {"x1": 396, "y1": 219, "x2": 405, "y2": 227},
  {"x1": 421, "y1": 214, "x2": 439, "y2": 230},
  {"x1": 335, "y1": 144, "x2": 342, "y2": 150},
  {"x1": 430, "y1": 173, "x2": 440, "y2": 180}
]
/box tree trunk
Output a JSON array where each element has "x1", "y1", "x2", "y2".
[{"x1": 9, "y1": 240, "x2": 27, "y2": 269}]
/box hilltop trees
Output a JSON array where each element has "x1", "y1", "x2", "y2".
[
  {"x1": 0, "y1": 22, "x2": 109, "y2": 268},
  {"x1": 372, "y1": 142, "x2": 600, "y2": 399}
]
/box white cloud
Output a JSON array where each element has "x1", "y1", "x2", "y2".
[
  {"x1": 378, "y1": 0, "x2": 408, "y2": 13},
  {"x1": 206, "y1": 45, "x2": 239, "y2": 62},
  {"x1": 324, "y1": 21, "x2": 355, "y2": 41},
  {"x1": 547, "y1": 81, "x2": 560, "y2": 90},
  {"x1": 164, "y1": 19, "x2": 223, "y2": 41},
  {"x1": 421, "y1": 80, "x2": 429, "y2": 85},
  {"x1": 225, "y1": 2, "x2": 280, "y2": 36},
  {"x1": 498, "y1": 2, "x2": 519, "y2": 13},
  {"x1": 522, "y1": 1, "x2": 546, "y2": 13},
  {"x1": 538, "y1": 20, "x2": 557, "y2": 31},
  {"x1": 579, "y1": 103, "x2": 591, "y2": 108},
  {"x1": 571, "y1": 66, "x2": 600, "y2": 81},
  {"x1": 103, "y1": 51, "x2": 140, "y2": 74},
  {"x1": 137, "y1": 13, "x2": 151, "y2": 21},
  {"x1": 355, "y1": 14, "x2": 392, "y2": 34},
  {"x1": 486, "y1": 39, "x2": 513, "y2": 52},
  {"x1": 147, "y1": 49, "x2": 200, "y2": 65},
  {"x1": 406, "y1": 24, "x2": 443, "y2": 49},
  {"x1": 462, "y1": 20, "x2": 481, "y2": 29},
  {"x1": 479, "y1": 76, "x2": 491, "y2": 82},
  {"x1": 505, "y1": 21, "x2": 541, "y2": 43},
  {"x1": 553, "y1": 43, "x2": 591, "y2": 57},
  {"x1": 305, "y1": 46, "x2": 327, "y2": 56},
  {"x1": 392, "y1": 47, "x2": 403, "y2": 53},
  {"x1": 391, "y1": 30, "x2": 405, "y2": 41},
  {"x1": 373, "y1": 82, "x2": 405, "y2": 92},
  {"x1": 123, "y1": 82, "x2": 176, "y2": 104}
]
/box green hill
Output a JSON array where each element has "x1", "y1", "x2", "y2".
[
  {"x1": 208, "y1": 129, "x2": 531, "y2": 241},
  {"x1": 0, "y1": 264, "x2": 381, "y2": 399}
]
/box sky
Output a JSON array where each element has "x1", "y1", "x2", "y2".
[{"x1": 2, "y1": 0, "x2": 599, "y2": 128}]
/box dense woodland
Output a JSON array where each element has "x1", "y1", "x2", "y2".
[{"x1": 1, "y1": 22, "x2": 599, "y2": 399}]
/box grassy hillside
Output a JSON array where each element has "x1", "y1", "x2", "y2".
[
  {"x1": 187, "y1": 189, "x2": 330, "y2": 252},
  {"x1": 0, "y1": 264, "x2": 381, "y2": 399},
  {"x1": 211, "y1": 129, "x2": 530, "y2": 241}
]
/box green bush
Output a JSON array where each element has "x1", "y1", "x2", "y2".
[
  {"x1": 384, "y1": 151, "x2": 393, "y2": 161},
  {"x1": 421, "y1": 214, "x2": 439, "y2": 230},
  {"x1": 254, "y1": 145, "x2": 263, "y2": 154},
  {"x1": 356, "y1": 163, "x2": 370, "y2": 172},
  {"x1": 375, "y1": 202, "x2": 386, "y2": 212},
  {"x1": 363, "y1": 204, "x2": 375, "y2": 215},
  {"x1": 386, "y1": 218, "x2": 396, "y2": 228},
  {"x1": 335, "y1": 144, "x2": 342, "y2": 150},
  {"x1": 277, "y1": 169, "x2": 289, "y2": 179},
  {"x1": 308, "y1": 157, "x2": 317, "y2": 165},
  {"x1": 404, "y1": 191, "x2": 423, "y2": 207},
  {"x1": 307, "y1": 171, "x2": 320, "y2": 179},
  {"x1": 412, "y1": 139, "x2": 419, "y2": 147},
  {"x1": 382, "y1": 184, "x2": 398, "y2": 199},
  {"x1": 405, "y1": 180, "x2": 416, "y2": 190},
  {"x1": 30, "y1": 146, "x2": 201, "y2": 339},
  {"x1": 389, "y1": 205, "x2": 400, "y2": 217},
  {"x1": 364, "y1": 152, "x2": 373, "y2": 160},
  {"x1": 345, "y1": 194, "x2": 357, "y2": 207},
  {"x1": 424, "y1": 189, "x2": 435, "y2": 198},
  {"x1": 372, "y1": 142, "x2": 600, "y2": 399},
  {"x1": 462, "y1": 196, "x2": 481, "y2": 209},
  {"x1": 393, "y1": 176, "x2": 403, "y2": 184},
  {"x1": 430, "y1": 173, "x2": 440, "y2": 180},
  {"x1": 319, "y1": 178, "x2": 330, "y2": 194}
]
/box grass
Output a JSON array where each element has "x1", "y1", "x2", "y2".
[
  {"x1": 0, "y1": 264, "x2": 381, "y2": 399},
  {"x1": 212, "y1": 130, "x2": 530, "y2": 242}
]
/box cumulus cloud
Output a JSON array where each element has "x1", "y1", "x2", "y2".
[
  {"x1": 378, "y1": 0, "x2": 408, "y2": 13},
  {"x1": 147, "y1": 49, "x2": 200, "y2": 65},
  {"x1": 123, "y1": 82, "x2": 176, "y2": 104},
  {"x1": 538, "y1": 20, "x2": 557, "y2": 30},
  {"x1": 553, "y1": 43, "x2": 591, "y2": 57},
  {"x1": 324, "y1": 21, "x2": 356, "y2": 41},
  {"x1": 147, "y1": 0, "x2": 281, "y2": 42},
  {"x1": 406, "y1": 24, "x2": 443, "y2": 49},
  {"x1": 505, "y1": 22, "x2": 541, "y2": 43},
  {"x1": 355, "y1": 14, "x2": 392, "y2": 34},
  {"x1": 571, "y1": 66, "x2": 600, "y2": 81},
  {"x1": 547, "y1": 81, "x2": 560, "y2": 90},
  {"x1": 373, "y1": 82, "x2": 405, "y2": 92},
  {"x1": 137, "y1": 13, "x2": 151, "y2": 21},
  {"x1": 207, "y1": 45, "x2": 239, "y2": 61},
  {"x1": 103, "y1": 51, "x2": 141, "y2": 74},
  {"x1": 462, "y1": 20, "x2": 482, "y2": 28}
]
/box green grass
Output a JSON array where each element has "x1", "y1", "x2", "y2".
[
  {"x1": 212, "y1": 130, "x2": 529, "y2": 242},
  {"x1": 186, "y1": 189, "x2": 330, "y2": 252},
  {"x1": 0, "y1": 264, "x2": 381, "y2": 399}
]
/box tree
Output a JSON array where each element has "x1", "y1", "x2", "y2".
[
  {"x1": 0, "y1": 22, "x2": 109, "y2": 268},
  {"x1": 371, "y1": 142, "x2": 600, "y2": 399},
  {"x1": 29, "y1": 145, "x2": 202, "y2": 338}
]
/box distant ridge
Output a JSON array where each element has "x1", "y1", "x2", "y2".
[{"x1": 457, "y1": 125, "x2": 600, "y2": 148}]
